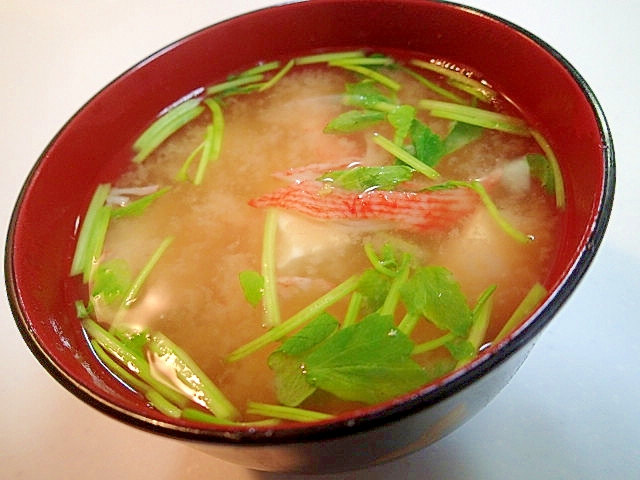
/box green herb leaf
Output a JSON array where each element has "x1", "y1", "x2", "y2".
[
  {"x1": 443, "y1": 121, "x2": 484, "y2": 154},
  {"x1": 324, "y1": 109, "x2": 386, "y2": 133},
  {"x1": 387, "y1": 105, "x2": 416, "y2": 145},
  {"x1": 343, "y1": 80, "x2": 396, "y2": 111},
  {"x1": 91, "y1": 258, "x2": 133, "y2": 305},
  {"x1": 238, "y1": 270, "x2": 264, "y2": 307},
  {"x1": 318, "y1": 165, "x2": 413, "y2": 191},
  {"x1": 268, "y1": 313, "x2": 339, "y2": 406},
  {"x1": 356, "y1": 269, "x2": 392, "y2": 313},
  {"x1": 401, "y1": 266, "x2": 473, "y2": 337},
  {"x1": 410, "y1": 120, "x2": 446, "y2": 167},
  {"x1": 526, "y1": 153, "x2": 555, "y2": 194},
  {"x1": 304, "y1": 313, "x2": 427, "y2": 404},
  {"x1": 372, "y1": 133, "x2": 440, "y2": 179}
]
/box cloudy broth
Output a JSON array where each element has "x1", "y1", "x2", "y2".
[{"x1": 76, "y1": 53, "x2": 563, "y2": 422}]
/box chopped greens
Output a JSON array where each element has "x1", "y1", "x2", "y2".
[
  {"x1": 72, "y1": 51, "x2": 564, "y2": 424},
  {"x1": 295, "y1": 50, "x2": 366, "y2": 66},
  {"x1": 418, "y1": 99, "x2": 530, "y2": 136},
  {"x1": 206, "y1": 74, "x2": 265, "y2": 96},
  {"x1": 331, "y1": 64, "x2": 401, "y2": 91},
  {"x1": 110, "y1": 186, "x2": 170, "y2": 219},
  {"x1": 133, "y1": 98, "x2": 204, "y2": 164},
  {"x1": 530, "y1": 129, "x2": 566, "y2": 209},
  {"x1": 70, "y1": 183, "x2": 111, "y2": 279},
  {"x1": 226, "y1": 275, "x2": 360, "y2": 362},
  {"x1": 246, "y1": 402, "x2": 334, "y2": 422},
  {"x1": 372, "y1": 133, "x2": 440, "y2": 179},
  {"x1": 410, "y1": 59, "x2": 497, "y2": 102},
  {"x1": 261, "y1": 209, "x2": 281, "y2": 327},
  {"x1": 122, "y1": 236, "x2": 174, "y2": 308},
  {"x1": 494, "y1": 282, "x2": 547, "y2": 343},
  {"x1": 443, "y1": 122, "x2": 484, "y2": 154},
  {"x1": 258, "y1": 59, "x2": 295, "y2": 92}
]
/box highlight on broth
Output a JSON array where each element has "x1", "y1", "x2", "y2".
[{"x1": 70, "y1": 50, "x2": 565, "y2": 425}]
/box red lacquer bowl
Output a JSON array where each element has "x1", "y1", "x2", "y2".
[{"x1": 5, "y1": 0, "x2": 614, "y2": 473}]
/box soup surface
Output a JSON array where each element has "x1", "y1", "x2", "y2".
[{"x1": 72, "y1": 51, "x2": 563, "y2": 423}]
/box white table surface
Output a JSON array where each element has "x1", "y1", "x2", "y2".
[{"x1": 1, "y1": 1, "x2": 638, "y2": 479}]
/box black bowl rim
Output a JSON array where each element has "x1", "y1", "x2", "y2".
[{"x1": 5, "y1": 0, "x2": 615, "y2": 446}]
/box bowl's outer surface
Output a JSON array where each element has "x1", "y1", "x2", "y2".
[{"x1": 5, "y1": 0, "x2": 613, "y2": 473}]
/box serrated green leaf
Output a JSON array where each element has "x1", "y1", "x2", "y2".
[
  {"x1": 268, "y1": 313, "x2": 339, "y2": 406},
  {"x1": 388, "y1": 105, "x2": 416, "y2": 144},
  {"x1": 410, "y1": 120, "x2": 446, "y2": 167},
  {"x1": 305, "y1": 314, "x2": 427, "y2": 404},
  {"x1": 400, "y1": 266, "x2": 473, "y2": 337}
]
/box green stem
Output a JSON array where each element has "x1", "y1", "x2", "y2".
[
  {"x1": 378, "y1": 254, "x2": 411, "y2": 317},
  {"x1": 412, "y1": 332, "x2": 456, "y2": 355},
  {"x1": 467, "y1": 181, "x2": 532, "y2": 244},
  {"x1": 70, "y1": 183, "x2": 111, "y2": 278},
  {"x1": 84, "y1": 319, "x2": 188, "y2": 408},
  {"x1": 110, "y1": 187, "x2": 171, "y2": 219},
  {"x1": 410, "y1": 59, "x2": 497, "y2": 101},
  {"x1": 133, "y1": 98, "x2": 204, "y2": 163},
  {"x1": 333, "y1": 64, "x2": 401, "y2": 92},
  {"x1": 494, "y1": 283, "x2": 547, "y2": 344},
  {"x1": 343, "y1": 291, "x2": 363, "y2": 328},
  {"x1": 456, "y1": 284, "x2": 496, "y2": 368},
  {"x1": 530, "y1": 129, "x2": 566, "y2": 209},
  {"x1": 181, "y1": 407, "x2": 280, "y2": 426},
  {"x1": 397, "y1": 312, "x2": 420, "y2": 336},
  {"x1": 418, "y1": 99, "x2": 530, "y2": 136},
  {"x1": 239, "y1": 61, "x2": 281, "y2": 77},
  {"x1": 246, "y1": 402, "x2": 334, "y2": 422},
  {"x1": 226, "y1": 275, "x2": 360, "y2": 362},
  {"x1": 261, "y1": 209, "x2": 281, "y2": 327},
  {"x1": 148, "y1": 331, "x2": 240, "y2": 421},
  {"x1": 83, "y1": 205, "x2": 111, "y2": 284},
  {"x1": 295, "y1": 50, "x2": 365, "y2": 65},
  {"x1": 258, "y1": 59, "x2": 295, "y2": 92},
  {"x1": 206, "y1": 74, "x2": 265, "y2": 96},
  {"x1": 400, "y1": 66, "x2": 466, "y2": 104},
  {"x1": 329, "y1": 56, "x2": 394, "y2": 67},
  {"x1": 122, "y1": 236, "x2": 174, "y2": 307},
  {"x1": 372, "y1": 133, "x2": 440, "y2": 179},
  {"x1": 194, "y1": 98, "x2": 224, "y2": 186}
]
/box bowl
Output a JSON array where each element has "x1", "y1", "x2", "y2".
[{"x1": 5, "y1": 0, "x2": 614, "y2": 474}]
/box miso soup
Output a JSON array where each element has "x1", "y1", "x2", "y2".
[{"x1": 71, "y1": 51, "x2": 564, "y2": 424}]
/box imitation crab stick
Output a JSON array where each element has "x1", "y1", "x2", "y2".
[{"x1": 248, "y1": 180, "x2": 479, "y2": 232}]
